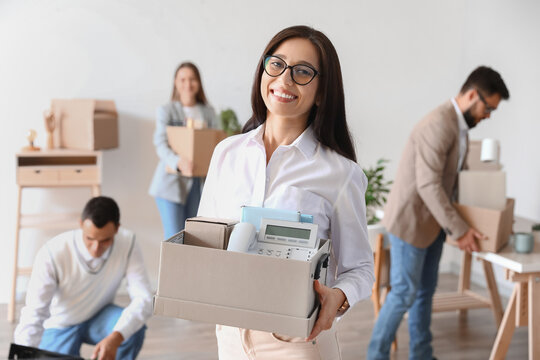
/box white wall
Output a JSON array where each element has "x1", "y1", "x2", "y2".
[{"x1": 1, "y1": 0, "x2": 539, "y2": 305}]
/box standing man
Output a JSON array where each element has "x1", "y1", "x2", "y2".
[
  {"x1": 367, "y1": 66, "x2": 509, "y2": 360},
  {"x1": 14, "y1": 196, "x2": 153, "y2": 360}
]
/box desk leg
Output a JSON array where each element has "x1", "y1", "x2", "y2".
[
  {"x1": 458, "y1": 251, "x2": 472, "y2": 318},
  {"x1": 516, "y1": 282, "x2": 528, "y2": 327},
  {"x1": 8, "y1": 186, "x2": 22, "y2": 322},
  {"x1": 482, "y1": 260, "x2": 503, "y2": 326},
  {"x1": 529, "y1": 275, "x2": 540, "y2": 360},
  {"x1": 490, "y1": 285, "x2": 518, "y2": 360}
]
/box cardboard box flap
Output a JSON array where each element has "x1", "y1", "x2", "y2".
[
  {"x1": 186, "y1": 217, "x2": 237, "y2": 226},
  {"x1": 93, "y1": 100, "x2": 117, "y2": 115},
  {"x1": 93, "y1": 112, "x2": 118, "y2": 120}
]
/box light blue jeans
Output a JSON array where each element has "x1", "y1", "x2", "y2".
[
  {"x1": 155, "y1": 177, "x2": 201, "y2": 239},
  {"x1": 39, "y1": 304, "x2": 146, "y2": 360},
  {"x1": 367, "y1": 230, "x2": 445, "y2": 360}
]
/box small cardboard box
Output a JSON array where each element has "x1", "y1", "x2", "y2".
[
  {"x1": 458, "y1": 170, "x2": 506, "y2": 210},
  {"x1": 166, "y1": 126, "x2": 227, "y2": 177},
  {"x1": 452, "y1": 198, "x2": 514, "y2": 253},
  {"x1": 184, "y1": 217, "x2": 237, "y2": 249},
  {"x1": 154, "y1": 231, "x2": 331, "y2": 337},
  {"x1": 51, "y1": 99, "x2": 118, "y2": 150},
  {"x1": 464, "y1": 140, "x2": 502, "y2": 171}
]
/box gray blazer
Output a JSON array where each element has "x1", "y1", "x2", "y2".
[
  {"x1": 148, "y1": 101, "x2": 218, "y2": 204},
  {"x1": 382, "y1": 100, "x2": 469, "y2": 248}
]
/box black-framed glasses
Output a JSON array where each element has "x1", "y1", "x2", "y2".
[
  {"x1": 477, "y1": 90, "x2": 496, "y2": 114},
  {"x1": 263, "y1": 55, "x2": 319, "y2": 85}
]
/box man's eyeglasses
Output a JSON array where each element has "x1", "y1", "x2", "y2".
[
  {"x1": 263, "y1": 55, "x2": 319, "y2": 86},
  {"x1": 477, "y1": 90, "x2": 496, "y2": 114}
]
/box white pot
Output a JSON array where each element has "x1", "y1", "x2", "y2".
[{"x1": 367, "y1": 223, "x2": 387, "y2": 250}]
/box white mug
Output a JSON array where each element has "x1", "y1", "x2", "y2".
[{"x1": 481, "y1": 138, "x2": 499, "y2": 163}]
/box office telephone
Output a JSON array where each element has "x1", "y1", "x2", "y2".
[{"x1": 228, "y1": 217, "x2": 320, "y2": 261}]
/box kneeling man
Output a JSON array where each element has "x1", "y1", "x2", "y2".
[{"x1": 14, "y1": 196, "x2": 153, "y2": 360}]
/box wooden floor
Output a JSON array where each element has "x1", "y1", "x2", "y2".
[{"x1": 1, "y1": 274, "x2": 528, "y2": 359}]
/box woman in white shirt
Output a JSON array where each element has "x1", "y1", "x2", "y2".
[
  {"x1": 149, "y1": 62, "x2": 217, "y2": 239},
  {"x1": 198, "y1": 25, "x2": 374, "y2": 359}
]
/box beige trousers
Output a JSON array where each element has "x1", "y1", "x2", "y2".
[{"x1": 216, "y1": 324, "x2": 342, "y2": 360}]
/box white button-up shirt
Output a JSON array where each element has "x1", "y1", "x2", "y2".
[
  {"x1": 198, "y1": 124, "x2": 374, "y2": 308},
  {"x1": 451, "y1": 97, "x2": 469, "y2": 172}
]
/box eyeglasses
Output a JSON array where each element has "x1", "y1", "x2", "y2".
[
  {"x1": 477, "y1": 90, "x2": 496, "y2": 114},
  {"x1": 263, "y1": 55, "x2": 319, "y2": 85}
]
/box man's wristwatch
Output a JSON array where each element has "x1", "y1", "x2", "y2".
[{"x1": 338, "y1": 298, "x2": 350, "y2": 312}]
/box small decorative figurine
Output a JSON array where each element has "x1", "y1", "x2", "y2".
[{"x1": 22, "y1": 129, "x2": 41, "y2": 151}]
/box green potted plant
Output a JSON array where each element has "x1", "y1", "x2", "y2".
[
  {"x1": 532, "y1": 223, "x2": 540, "y2": 244},
  {"x1": 363, "y1": 159, "x2": 393, "y2": 247},
  {"x1": 220, "y1": 108, "x2": 242, "y2": 136}
]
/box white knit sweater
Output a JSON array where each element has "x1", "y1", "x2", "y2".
[{"x1": 14, "y1": 228, "x2": 152, "y2": 347}]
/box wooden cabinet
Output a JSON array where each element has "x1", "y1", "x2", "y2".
[{"x1": 9, "y1": 150, "x2": 102, "y2": 322}]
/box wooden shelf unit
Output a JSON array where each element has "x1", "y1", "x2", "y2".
[{"x1": 9, "y1": 150, "x2": 102, "y2": 322}]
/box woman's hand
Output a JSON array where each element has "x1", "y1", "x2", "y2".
[
  {"x1": 177, "y1": 157, "x2": 194, "y2": 176},
  {"x1": 306, "y1": 280, "x2": 346, "y2": 341}
]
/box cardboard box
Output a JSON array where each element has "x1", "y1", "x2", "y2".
[
  {"x1": 184, "y1": 217, "x2": 237, "y2": 249},
  {"x1": 458, "y1": 171, "x2": 506, "y2": 210},
  {"x1": 154, "y1": 231, "x2": 331, "y2": 337},
  {"x1": 453, "y1": 198, "x2": 514, "y2": 253},
  {"x1": 464, "y1": 140, "x2": 502, "y2": 171},
  {"x1": 51, "y1": 99, "x2": 118, "y2": 150},
  {"x1": 166, "y1": 126, "x2": 227, "y2": 177}
]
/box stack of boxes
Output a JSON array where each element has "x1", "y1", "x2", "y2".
[
  {"x1": 51, "y1": 99, "x2": 119, "y2": 150},
  {"x1": 453, "y1": 140, "x2": 514, "y2": 252}
]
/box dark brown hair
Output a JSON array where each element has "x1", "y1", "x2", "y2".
[
  {"x1": 243, "y1": 25, "x2": 357, "y2": 162},
  {"x1": 460, "y1": 66, "x2": 510, "y2": 100},
  {"x1": 171, "y1": 62, "x2": 208, "y2": 105},
  {"x1": 82, "y1": 196, "x2": 120, "y2": 228}
]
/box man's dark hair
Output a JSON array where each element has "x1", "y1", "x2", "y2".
[
  {"x1": 460, "y1": 66, "x2": 510, "y2": 100},
  {"x1": 81, "y1": 196, "x2": 120, "y2": 228}
]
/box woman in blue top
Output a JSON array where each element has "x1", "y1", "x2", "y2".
[{"x1": 149, "y1": 62, "x2": 217, "y2": 239}]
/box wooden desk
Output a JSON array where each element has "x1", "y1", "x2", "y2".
[
  {"x1": 9, "y1": 150, "x2": 102, "y2": 322},
  {"x1": 475, "y1": 217, "x2": 539, "y2": 360},
  {"x1": 432, "y1": 250, "x2": 503, "y2": 326}
]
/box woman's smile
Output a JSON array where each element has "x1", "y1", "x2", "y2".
[{"x1": 271, "y1": 88, "x2": 298, "y2": 103}]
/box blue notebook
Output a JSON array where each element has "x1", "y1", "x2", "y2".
[{"x1": 241, "y1": 206, "x2": 313, "y2": 231}]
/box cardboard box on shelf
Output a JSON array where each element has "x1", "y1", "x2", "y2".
[
  {"x1": 166, "y1": 126, "x2": 227, "y2": 177},
  {"x1": 464, "y1": 140, "x2": 502, "y2": 171},
  {"x1": 458, "y1": 170, "x2": 506, "y2": 210},
  {"x1": 451, "y1": 198, "x2": 514, "y2": 253},
  {"x1": 153, "y1": 230, "x2": 331, "y2": 337},
  {"x1": 184, "y1": 217, "x2": 237, "y2": 249},
  {"x1": 51, "y1": 99, "x2": 118, "y2": 151}
]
